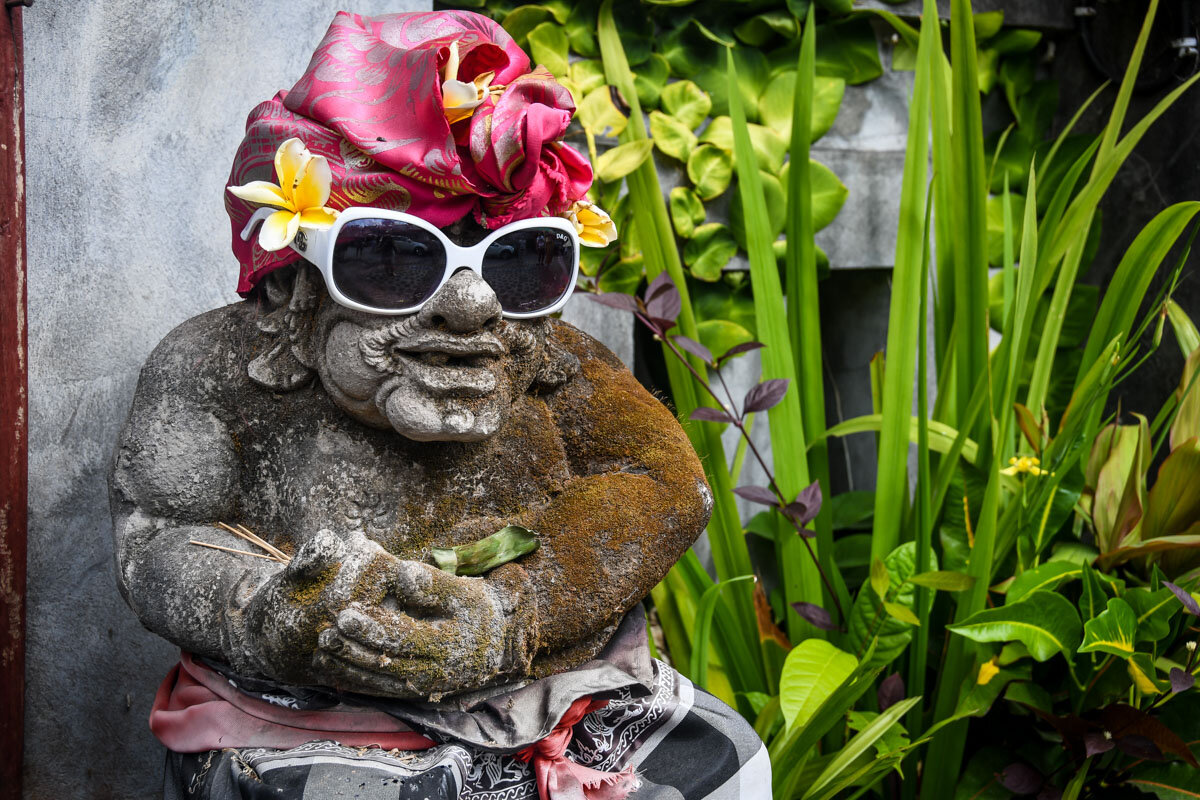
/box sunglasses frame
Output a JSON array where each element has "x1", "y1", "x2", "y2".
[{"x1": 241, "y1": 207, "x2": 580, "y2": 318}]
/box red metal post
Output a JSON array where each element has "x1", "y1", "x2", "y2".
[{"x1": 0, "y1": 3, "x2": 26, "y2": 798}]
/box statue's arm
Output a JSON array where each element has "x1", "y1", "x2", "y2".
[
  {"x1": 530, "y1": 322, "x2": 713, "y2": 652},
  {"x1": 109, "y1": 347, "x2": 278, "y2": 665}
]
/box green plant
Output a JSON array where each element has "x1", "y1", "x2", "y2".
[{"x1": 455, "y1": 0, "x2": 1200, "y2": 794}]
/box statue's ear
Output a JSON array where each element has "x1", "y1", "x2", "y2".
[
  {"x1": 248, "y1": 264, "x2": 320, "y2": 392},
  {"x1": 533, "y1": 324, "x2": 581, "y2": 391}
]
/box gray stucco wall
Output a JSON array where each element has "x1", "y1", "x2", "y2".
[{"x1": 22, "y1": 3, "x2": 431, "y2": 796}]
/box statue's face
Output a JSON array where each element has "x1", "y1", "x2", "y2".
[{"x1": 311, "y1": 267, "x2": 548, "y2": 442}]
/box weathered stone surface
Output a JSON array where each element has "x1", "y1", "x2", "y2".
[{"x1": 109, "y1": 260, "x2": 712, "y2": 701}]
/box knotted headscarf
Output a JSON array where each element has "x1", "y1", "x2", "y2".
[{"x1": 226, "y1": 10, "x2": 593, "y2": 294}]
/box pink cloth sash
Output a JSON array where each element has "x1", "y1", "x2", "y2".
[
  {"x1": 516, "y1": 697, "x2": 638, "y2": 800},
  {"x1": 149, "y1": 653, "x2": 435, "y2": 752}
]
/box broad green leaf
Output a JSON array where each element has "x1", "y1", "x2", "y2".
[
  {"x1": 687, "y1": 144, "x2": 733, "y2": 200},
  {"x1": 1171, "y1": 346, "x2": 1200, "y2": 448},
  {"x1": 814, "y1": 17, "x2": 883, "y2": 85},
  {"x1": 1128, "y1": 761, "x2": 1200, "y2": 800},
  {"x1": 648, "y1": 110, "x2": 697, "y2": 162},
  {"x1": 668, "y1": 186, "x2": 706, "y2": 238},
  {"x1": 779, "y1": 639, "x2": 858, "y2": 730},
  {"x1": 596, "y1": 139, "x2": 654, "y2": 183},
  {"x1": 948, "y1": 590, "x2": 1083, "y2": 662},
  {"x1": 577, "y1": 87, "x2": 628, "y2": 138},
  {"x1": 597, "y1": 255, "x2": 643, "y2": 295},
  {"x1": 527, "y1": 22, "x2": 568, "y2": 79},
  {"x1": 1078, "y1": 597, "x2": 1137, "y2": 657},
  {"x1": 660, "y1": 19, "x2": 722, "y2": 80},
  {"x1": 757, "y1": 71, "x2": 845, "y2": 143},
  {"x1": 660, "y1": 79, "x2": 712, "y2": 130},
  {"x1": 1141, "y1": 439, "x2": 1200, "y2": 540},
  {"x1": 956, "y1": 661, "x2": 1030, "y2": 718},
  {"x1": 1127, "y1": 651, "x2": 1167, "y2": 694},
  {"x1": 848, "y1": 542, "x2": 923, "y2": 668},
  {"x1": 991, "y1": 28, "x2": 1041, "y2": 55},
  {"x1": 730, "y1": 170, "x2": 786, "y2": 249},
  {"x1": 731, "y1": 47, "x2": 770, "y2": 121},
  {"x1": 501, "y1": 5, "x2": 554, "y2": 48},
  {"x1": 1006, "y1": 561, "x2": 1081, "y2": 605},
  {"x1": 1086, "y1": 414, "x2": 1149, "y2": 553},
  {"x1": 735, "y1": 11, "x2": 797, "y2": 47},
  {"x1": 634, "y1": 53, "x2": 670, "y2": 109},
  {"x1": 568, "y1": 60, "x2": 607, "y2": 97},
  {"x1": 699, "y1": 116, "x2": 788, "y2": 173},
  {"x1": 684, "y1": 223, "x2": 738, "y2": 281},
  {"x1": 1080, "y1": 562, "x2": 1111, "y2": 622},
  {"x1": 779, "y1": 159, "x2": 848, "y2": 231},
  {"x1": 1167, "y1": 300, "x2": 1200, "y2": 357},
  {"x1": 973, "y1": 11, "x2": 1004, "y2": 41},
  {"x1": 909, "y1": 570, "x2": 975, "y2": 592},
  {"x1": 1123, "y1": 587, "x2": 1179, "y2": 643},
  {"x1": 696, "y1": 319, "x2": 754, "y2": 360}
]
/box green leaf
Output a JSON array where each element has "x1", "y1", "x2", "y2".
[
  {"x1": 779, "y1": 639, "x2": 858, "y2": 730},
  {"x1": 1128, "y1": 762, "x2": 1200, "y2": 800},
  {"x1": 1080, "y1": 562, "x2": 1111, "y2": 623},
  {"x1": 1006, "y1": 561, "x2": 1081, "y2": 605},
  {"x1": 986, "y1": 191, "x2": 1026, "y2": 267},
  {"x1": 568, "y1": 60, "x2": 607, "y2": 97},
  {"x1": 909, "y1": 570, "x2": 976, "y2": 592},
  {"x1": 730, "y1": 170, "x2": 786, "y2": 249},
  {"x1": 949, "y1": 590, "x2": 1083, "y2": 662},
  {"x1": 669, "y1": 186, "x2": 706, "y2": 238},
  {"x1": 1123, "y1": 587, "x2": 1179, "y2": 643},
  {"x1": 596, "y1": 139, "x2": 654, "y2": 183},
  {"x1": 430, "y1": 524, "x2": 539, "y2": 576},
  {"x1": 1078, "y1": 597, "x2": 1137, "y2": 657},
  {"x1": 758, "y1": 71, "x2": 845, "y2": 144},
  {"x1": 1167, "y1": 300, "x2": 1200, "y2": 356},
  {"x1": 500, "y1": 5, "x2": 555, "y2": 48},
  {"x1": 1141, "y1": 439, "x2": 1200, "y2": 540},
  {"x1": 634, "y1": 53, "x2": 670, "y2": 109},
  {"x1": 848, "y1": 542, "x2": 923, "y2": 668},
  {"x1": 528, "y1": 22, "x2": 569, "y2": 78},
  {"x1": 649, "y1": 110, "x2": 698, "y2": 162},
  {"x1": 801, "y1": 697, "x2": 922, "y2": 800},
  {"x1": 660, "y1": 80, "x2": 712, "y2": 130},
  {"x1": 735, "y1": 11, "x2": 797, "y2": 47},
  {"x1": 689, "y1": 575, "x2": 755, "y2": 690},
  {"x1": 1127, "y1": 651, "x2": 1168, "y2": 694},
  {"x1": 687, "y1": 144, "x2": 733, "y2": 200},
  {"x1": 684, "y1": 223, "x2": 738, "y2": 281},
  {"x1": 870, "y1": 559, "x2": 890, "y2": 599},
  {"x1": 597, "y1": 255, "x2": 644, "y2": 295},
  {"x1": 577, "y1": 86, "x2": 628, "y2": 138},
  {"x1": 884, "y1": 601, "x2": 921, "y2": 625},
  {"x1": 779, "y1": 159, "x2": 848, "y2": 231},
  {"x1": 973, "y1": 10, "x2": 1004, "y2": 40},
  {"x1": 696, "y1": 319, "x2": 754, "y2": 360},
  {"x1": 699, "y1": 116, "x2": 788, "y2": 174},
  {"x1": 815, "y1": 17, "x2": 883, "y2": 84}
]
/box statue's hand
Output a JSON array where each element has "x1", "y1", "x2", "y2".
[
  {"x1": 314, "y1": 561, "x2": 537, "y2": 699},
  {"x1": 236, "y1": 530, "x2": 536, "y2": 698}
]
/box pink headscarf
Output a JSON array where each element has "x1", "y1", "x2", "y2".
[{"x1": 226, "y1": 10, "x2": 593, "y2": 294}]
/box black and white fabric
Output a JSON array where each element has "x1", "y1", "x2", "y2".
[{"x1": 163, "y1": 661, "x2": 769, "y2": 799}]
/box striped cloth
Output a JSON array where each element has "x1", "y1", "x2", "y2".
[{"x1": 162, "y1": 660, "x2": 769, "y2": 799}]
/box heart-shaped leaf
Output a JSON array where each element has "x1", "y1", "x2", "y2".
[
  {"x1": 649, "y1": 110, "x2": 698, "y2": 162},
  {"x1": 758, "y1": 71, "x2": 845, "y2": 143},
  {"x1": 660, "y1": 79, "x2": 712, "y2": 130},
  {"x1": 597, "y1": 255, "x2": 644, "y2": 295},
  {"x1": 699, "y1": 116, "x2": 787, "y2": 173},
  {"x1": 791, "y1": 601, "x2": 838, "y2": 631},
  {"x1": 683, "y1": 222, "x2": 738, "y2": 280},
  {"x1": 669, "y1": 186, "x2": 706, "y2": 238},
  {"x1": 528, "y1": 22, "x2": 569, "y2": 79},
  {"x1": 500, "y1": 5, "x2": 555, "y2": 48},
  {"x1": 634, "y1": 53, "x2": 670, "y2": 109},
  {"x1": 698, "y1": 320, "x2": 754, "y2": 363},
  {"x1": 949, "y1": 590, "x2": 1083, "y2": 662},
  {"x1": 686, "y1": 144, "x2": 733, "y2": 200},
  {"x1": 577, "y1": 86, "x2": 628, "y2": 138},
  {"x1": 568, "y1": 60, "x2": 607, "y2": 97},
  {"x1": 779, "y1": 159, "x2": 848, "y2": 231},
  {"x1": 673, "y1": 334, "x2": 713, "y2": 364},
  {"x1": 644, "y1": 276, "x2": 682, "y2": 323},
  {"x1": 596, "y1": 140, "x2": 655, "y2": 184}
]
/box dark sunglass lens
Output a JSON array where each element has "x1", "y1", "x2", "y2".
[
  {"x1": 480, "y1": 228, "x2": 575, "y2": 314},
  {"x1": 331, "y1": 219, "x2": 446, "y2": 310}
]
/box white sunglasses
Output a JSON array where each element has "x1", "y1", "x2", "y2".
[{"x1": 242, "y1": 207, "x2": 580, "y2": 318}]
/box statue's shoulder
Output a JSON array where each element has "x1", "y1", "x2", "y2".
[{"x1": 135, "y1": 301, "x2": 263, "y2": 405}]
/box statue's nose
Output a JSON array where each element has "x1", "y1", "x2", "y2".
[{"x1": 416, "y1": 268, "x2": 502, "y2": 332}]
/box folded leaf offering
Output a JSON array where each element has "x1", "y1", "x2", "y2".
[{"x1": 431, "y1": 525, "x2": 540, "y2": 576}]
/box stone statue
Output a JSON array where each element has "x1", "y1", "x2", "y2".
[
  {"x1": 108, "y1": 10, "x2": 768, "y2": 798},
  {"x1": 110, "y1": 251, "x2": 711, "y2": 700}
]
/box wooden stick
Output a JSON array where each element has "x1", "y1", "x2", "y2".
[
  {"x1": 189, "y1": 540, "x2": 278, "y2": 560},
  {"x1": 213, "y1": 521, "x2": 290, "y2": 563}
]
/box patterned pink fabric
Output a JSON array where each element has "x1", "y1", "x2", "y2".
[{"x1": 226, "y1": 10, "x2": 592, "y2": 294}]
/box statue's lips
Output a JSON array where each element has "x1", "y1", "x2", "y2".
[{"x1": 390, "y1": 333, "x2": 504, "y2": 397}]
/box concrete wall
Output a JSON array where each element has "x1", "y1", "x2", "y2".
[{"x1": 21, "y1": 3, "x2": 430, "y2": 796}]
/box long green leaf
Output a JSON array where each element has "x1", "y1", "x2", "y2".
[
  {"x1": 598, "y1": 1, "x2": 764, "y2": 691},
  {"x1": 728, "y1": 47, "x2": 823, "y2": 639},
  {"x1": 819, "y1": 414, "x2": 979, "y2": 464},
  {"x1": 948, "y1": 590, "x2": 1084, "y2": 662},
  {"x1": 690, "y1": 575, "x2": 756, "y2": 690},
  {"x1": 871, "y1": 0, "x2": 934, "y2": 561},
  {"x1": 802, "y1": 696, "x2": 923, "y2": 800}
]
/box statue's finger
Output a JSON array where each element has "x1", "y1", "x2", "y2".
[{"x1": 335, "y1": 606, "x2": 424, "y2": 655}]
